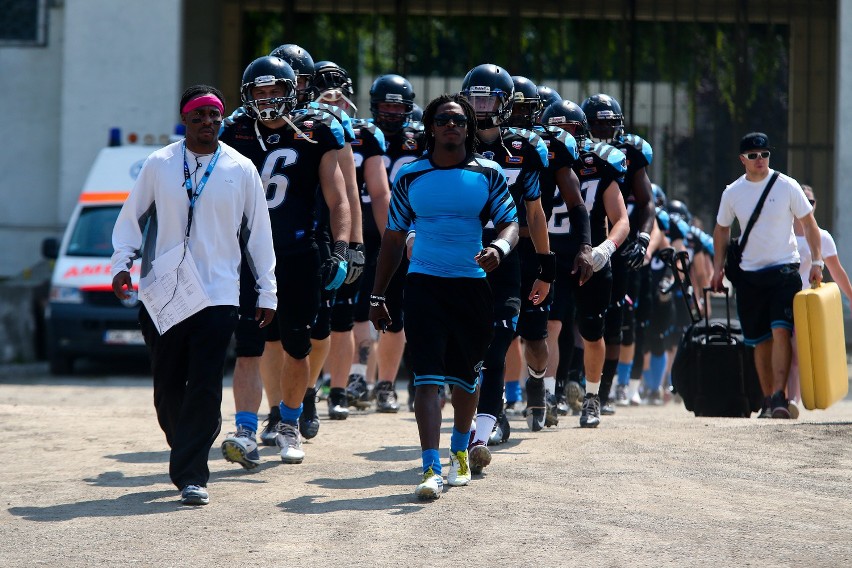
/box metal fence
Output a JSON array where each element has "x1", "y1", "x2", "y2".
[{"x1": 228, "y1": 0, "x2": 836, "y2": 230}]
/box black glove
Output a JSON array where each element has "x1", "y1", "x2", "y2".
[
  {"x1": 620, "y1": 231, "x2": 651, "y2": 271},
  {"x1": 321, "y1": 240, "x2": 349, "y2": 290},
  {"x1": 344, "y1": 242, "x2": 366, "y2": 285}
]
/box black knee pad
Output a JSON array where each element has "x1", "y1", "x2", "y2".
[
  {"x1": 620, "y1": 301, "x2": 636, "y2": 346},
  {"x1": 282, "y1": 326, "x2": 312, "y2": 360},
  {"x1": 578, "y1": 313, "x2": 605, "y2": 342},
  {"x1": 330, "y1": 300, "x2": 356, "y2": 333},
  {"x1": 604, "y1": 300, "x2": 624, "y2": 345}
]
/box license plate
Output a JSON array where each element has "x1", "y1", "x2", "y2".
[{"x1": 103, "y1": 329, "x2": 145, "y2": 345}]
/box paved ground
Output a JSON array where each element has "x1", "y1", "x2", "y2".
[{"x1": 1, "y1": 362, "x2": 850, "y2": 567}]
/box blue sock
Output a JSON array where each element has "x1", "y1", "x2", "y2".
[
  {"x1": 617, "y1": 362, "x2": 633, "y2": 386},
  {"x1": 450, "y1": 427, "x2": 469, "y2": 454},
  {"x1": 644, "y1": 353, "x2": 667, "y2": 391},
  {"x1": 278, "y1": 402, "x2": 302, "y2": 426},
  {"x1": 505, "y1": 380, "x2": 521, "y2": 404},
  {"x1": 422, "y1": 449, "x2": 441, "y2": 476},
  {"x1": 235, "y1": 411, "x2": 258, "y2": 433}
]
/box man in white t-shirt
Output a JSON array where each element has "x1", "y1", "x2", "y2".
[{"x1": 710, "y1": 132, "x2": 822, "y2": 418}]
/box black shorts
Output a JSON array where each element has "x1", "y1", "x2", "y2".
[
  {"x1": 550, "y1": 252, "x2": 612, "y2": 341},
  {"x1": 736, "y1": 263, "x2": 801, "y2": 346},
  {"x1": 266, "y1": 246, "x2": 322, "y2": 343},
  {"x1": 515, "y1": 237, "x2": 551, "y2": 341},
  {"x1": 404, "y1": 273, "x2": 493, "y2": 394},
  {"x1": 235, "y1": 256, "x2": 265, "y2": 357}
]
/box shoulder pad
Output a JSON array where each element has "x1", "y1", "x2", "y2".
[
  {"x1": 623, "y1": 133, "x2": 653, "y2": 165},
  {"x1": 656, "y1": 208, "x2": 670, "y2": 231},
  {"x1": 591, "y1": 142, "x2": 627, "y2": 173},
  {"x1": 544, "y1": 126, "x2": 579, "y2": 160}
]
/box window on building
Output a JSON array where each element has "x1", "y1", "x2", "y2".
[{"x1": 0, "y1": 0, "x2": 47, "y2": 46}]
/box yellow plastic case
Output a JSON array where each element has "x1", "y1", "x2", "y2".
[{"x1": 793, "y1": 282, "x2": 849, "y2": 410}]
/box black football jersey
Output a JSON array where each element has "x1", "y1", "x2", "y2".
[
  {"x1": 535, "y1": 125, "x2": 579, "y2": 222},
  {"x1": 614, "y1": 133, "x2": 653, "y2": 218},
  {"x1": 219, "y1": 109, "x2": 346, "y2": 254},
  {"x1": 478, "y1": 127, "x2": 547, "y2": 240},
  {"x1": 350, "y1": 119, "x2": 387, "y2": 238},
  {"x1": 568, "y1": 141, "x2": 627, "y2": 246}
]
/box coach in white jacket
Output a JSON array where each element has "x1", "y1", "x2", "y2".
[{"x1": 111, "y1": 85, "x2": 276, "y2": 505}]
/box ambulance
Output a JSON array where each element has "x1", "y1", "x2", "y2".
[{"x1": 42, "y1": 144, "x2": 159, "y2": 374}]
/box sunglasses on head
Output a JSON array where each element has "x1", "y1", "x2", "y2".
[
  {"x1": 434, "y1": 113, "x2": 468, "y2": 127},
  {"x1": 742, "y1": 150, "x2": 770, "y2": 160}
]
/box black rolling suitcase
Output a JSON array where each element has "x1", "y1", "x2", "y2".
[{"x1": 668, "y1": 251, "x2": 762, "y2": 417}]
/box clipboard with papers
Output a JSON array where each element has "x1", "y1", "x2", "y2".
[{"x1": 139, "y1": 243, "x2": 211, "y2": 335}]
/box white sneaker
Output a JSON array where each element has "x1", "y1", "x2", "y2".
[
  {"x1": 221, "y1": 426, "x2": 261, "y2": 470},
  {"x1": 629, "y1": 390, "x2": 642, "y2": 406},
  {"x1": 275, "y1": 422, "x2": 305, "y2": 464},
  {"x1": 415, "y1": 469, "x2": 443, "y2": 500},
  {"x1": 615, "y1": 385, "x2": 630, "y2": 406},
  {"x1": 448, "y1": 449, "x2": 471, "y2": 487}
]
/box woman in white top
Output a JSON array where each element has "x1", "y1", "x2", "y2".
[{"x1": 788, "y1": 185, "x2": 852, "y2": 406}]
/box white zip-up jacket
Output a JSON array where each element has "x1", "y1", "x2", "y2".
[{"x1": 111, "y1": 140, "x2": 277, "y2": 310}]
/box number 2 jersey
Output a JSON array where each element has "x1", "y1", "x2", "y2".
[
  {"x1": 536, "y1": 125, "x2": 580, "y2": 256},
  {"x1": 219, "y1": 109, "x2": 346, "y2": 255}
]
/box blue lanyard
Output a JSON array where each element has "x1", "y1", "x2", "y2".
[{"x1": 182, "y1": 141, "x2": 221, "y2": 239}]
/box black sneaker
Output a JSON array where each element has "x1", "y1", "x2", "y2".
[
  {"x1": 300, "y1": 387, "x2": 321, "y2": 439},
  {"x1": 580, "y1": 393, "x2": 601, "y2": 428},
  {"x1": 346, "y1": 374, "x2": 371, "y2": 409},
  {"x1": 375, "y1": 380, "x2": 400, "y2": 413},
  {"x1": 328, "y1": 388, "x2": 350, "y2": 420},
  {"x1": 770, "y1": 390, "x2": 791, "y2": 419},
  {"x1": 757, "y1": 396, "x2": 772, "y2": 418},
  {"x1": 600, "y1": 399, "x2": 616, "y2": 415},
  {"x1": 488, "y1": 411, "x2": 511, "y2": 445},
  {"x1": 524, "y1": 377, "x2": 546, "y2": 432},
  {"x1": 260, "y1": 407, "x2": 281, "y2": 446}
]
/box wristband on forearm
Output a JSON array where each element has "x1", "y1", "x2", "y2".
[
  {"x1": 537, "y1": 252, "x2": 557, "y2": 283},
  {"x1": 406, "y1": 230, "x2": 416, "y2": 245},
  {"x1": 567, "y1": 204, "x2": 592, "y2": 247},
  {"x1": 369, "y1": 294, "x2": 386, "y2": 307},
  {"x1": 488, "y1": 238, "x2": 511, "y2": 260}
]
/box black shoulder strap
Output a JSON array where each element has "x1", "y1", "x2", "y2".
[{"x1": 739, "y1": 171, "x2": 780, "y2": 252}]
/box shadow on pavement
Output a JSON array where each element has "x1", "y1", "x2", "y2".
[
  {"x1": 354, "y1": 445, "x2": 421, "y2": 462},
  {"x1": 278, "y1": 492, "x2": 424, "y2": 516},
  {"x1": 8, "y1": 490, "x2": 179, "y2": 521},
  {"x1": 106, "y1": 451, "x2": 170, "y2": 464}
]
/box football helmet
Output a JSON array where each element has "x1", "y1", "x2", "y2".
[
  {"x1": 505, "y1": 75, "x2": 542, "y2": 128},
  {"x1": 667, "y1": 199, "x2": 692, "y2": 224},
  {"x1": 540, "y1": 100, "x2": 588, "y2": 141},
  {"x1": 460, "y1": 63, "x2": 514, "y2": 129},
  {"x1": 652, "y1": 184, "x2": 667, "y2": 208},
  {"x1": 313, "y1": 61, "x2": 357, "y2": 113},
  {"x1": 240, "y1": 56, "x2": 297, "y2": 122},
  {"x1": 581, "y1": 93, "x2": 624, "y2": 142},
  {"x1": 537, "y1": 86, "x2": 562, "y2": 108},
  {"x1": 369, "y1": 74, "x2": 416, "y2": 133},
  {"x1": 269, "y1": 44, "x2": 315, "y2": 105}
]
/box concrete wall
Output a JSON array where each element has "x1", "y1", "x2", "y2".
[{"x1": 0, "y1": 1, "x2": 183, "y2": 278}]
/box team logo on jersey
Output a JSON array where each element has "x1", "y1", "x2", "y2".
[
  {"x1": 547, "y1": 152, "x2": 555, "y2": 160},
  {"x1": 403, "y1": 139, "x2": 418, "y2": 150},
  {"x1": 584, "y1": 156, "x2": 594, "y2": 164},
  {"x1": 405, "y1": 131, "x2": 415, "y2": 138},
  {"x1": 351, "y1": 138, "x2": 363, "y2": 146},
  {"x1": 506, "y1": 156, "x2": 523, "y2": 164},
  {"x1": 353, "y1": 128, "x2": 361, "y2": 136},
  {"x1": 266, "y1": 134, "x2": 280, "y2": 144},
  {"x1": 482, "y1": 151, "x2": 495, "y2": 160},
  {"x1": 580, "y1": 167, "x2": 597, "y2": 175},
  {"x1": 295, "y1": 131, "x2": 314, "y2": 140},
  {"x1": 512, "y1": 141, "x2": 523, "y2": 150},
  {"x1": 303, "y1": 120, "x2": 314, "y2": 129},
  {"x1": 544, "y1": 139, "x2": 551, "y2": 146}
]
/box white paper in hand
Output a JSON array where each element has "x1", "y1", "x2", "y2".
[{"x1": 140, "y1": 243, "x2": 211, "y2": 335}]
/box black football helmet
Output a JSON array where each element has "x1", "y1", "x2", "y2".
[
  {"x1": 652, "y1": 184, "x2": 667, "y2": 208},
  {"x1": 269, "y1": 44, "x2": 315, "y2": 105},
  {"x1": 460, "y1": 63, "x2": 514, "y2": 129},
  {"x1": 313, "y1": 61, "x2": 357, "y2": 114},
  {"x1": 369, "y1": 74, "x2": 416, "y2": 133},
  {"x1": 240, "y1": 56, "x2": 297, "y2": 122},
  {"x1": 540, "y1": 100, "x2": 588, "y2": 142},
  {"x1": 410, "y1": 103, "x2": 423, "y2": 122},
  {"x1": 505, "y1": 76, "x2": 542, "y2": 128},
  {"x1": 667, "y1": 199, "x2": 692, "y2": 224},
  {"x1": 581, "y1": 93, "x2": 624, "y2": 142}
]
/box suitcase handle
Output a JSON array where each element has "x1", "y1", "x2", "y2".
[
  {"x1": 669, "y1": 250, "x2": 702, "y2": 323},
  {"x1": 703, "y1": 286, "x2": 733, "y2": 341}
]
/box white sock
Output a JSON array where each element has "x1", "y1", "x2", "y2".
[
  {"x1": 544, "y1": 376, "x2": 556, "y2": 396},
  {"x1": 473, "y1": 413, "x2": 497, "y2": 445},
  {"x1": 629, "y1": 379, "x2": 641, "y2": 398},
  {"x1": 349, "y1": 363, "x2": 367, "y2": 379},
  {"x1": 586, "y1": 381, "x2": 601, "y2": 395}
]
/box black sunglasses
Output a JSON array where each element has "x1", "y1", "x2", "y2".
[
  {"x1": 742, "y1": 150, "x2": 770, "y2": 160},
  {"x1": 434, "y1": 113, "x2": 468, "y2": 127},
  {"x1": 808, "y1": 199, "x2": 816, "y2": 205}
]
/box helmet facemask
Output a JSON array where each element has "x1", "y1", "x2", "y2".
[
  {"x1": 372, "y1": 97, "x2": 413, "y2": 133},
  {"x1": 241, "y1": 75, "x2": 297, "y2": 122},
  {"x1": 587, "y1": 110, "x2": 623, "y2": 142},
  {"x1": 461, "y1": 87, "x2": 512, "y2": 129}
]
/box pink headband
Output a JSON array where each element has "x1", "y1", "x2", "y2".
[{"x1": 182, "y1": 94, "x2": 224, "y2": 115}]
